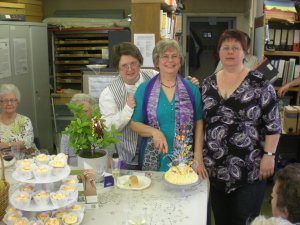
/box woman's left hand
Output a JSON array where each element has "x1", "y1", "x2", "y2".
[
  {"x1": 187, "y1": 76, "x2": 200, "y2": 86},
  {"x1": 194, "y1": 161, "x2": 208, "y2": 180},
  {"x1": 259, "y1": 155, "x2": 275, "y2": 180}
]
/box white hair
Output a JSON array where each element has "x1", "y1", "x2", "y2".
[
  {"x1": 0, "y1": 83, "x2": 21, "y2": 102},
  {"x1": 250, "y1": 216, "x2": 294, "y2": 225},
  {"x1": 70, "y1": 93, "x2": 95, "y2": 105}
]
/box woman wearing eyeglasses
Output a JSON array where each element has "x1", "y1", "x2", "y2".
[
  {"x1": 0, "y1": 83, "x2": 37, "y2": 158},
  {"x1": 99, "y1": 42, "x2": 199, "y2": 170},
  {"x1": 201, "y1": 29, "x2": 281, "y2": 225},
  {"x1": 130, "y1": 39, "x2": 208, "y2": 179}
]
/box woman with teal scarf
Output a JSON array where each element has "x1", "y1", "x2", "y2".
[{"x1": 130, "y1": 39, "x2": 208, "y2": 179}]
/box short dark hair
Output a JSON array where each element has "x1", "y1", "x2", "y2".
[
  {"x1": 111, "y1": 42, "x2": 143, "y2": 69},
  {"x1": 274, "y1": 163, "x2": 300, "y2": 223},
  {"x1": 217, "y1": 29, "x2": 248, "y2": 54}
]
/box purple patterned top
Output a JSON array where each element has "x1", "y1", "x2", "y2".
[{"x1": 201, "y1": 70, "x2": 281, "y2": 193}]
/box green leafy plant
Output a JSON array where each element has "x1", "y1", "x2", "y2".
[{"x1": 63, "y1": 103, "x2": 120, "y2": 158}]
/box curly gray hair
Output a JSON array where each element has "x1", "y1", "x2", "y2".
[{"x1": 0, "y1": 83, "x2": 21, "y2": 102}]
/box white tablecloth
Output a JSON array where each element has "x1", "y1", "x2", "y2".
[{"x1": 4, "y1": 166, "x2": 209, "y2": 225}]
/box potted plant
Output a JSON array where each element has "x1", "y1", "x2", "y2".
[{"x1": 63, "y1": 103, "x2": 120, "y2": 170}]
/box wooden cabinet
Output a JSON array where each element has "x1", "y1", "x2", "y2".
[{"x1": 131, "y1": 0, "x2": 179, "y2": 43}]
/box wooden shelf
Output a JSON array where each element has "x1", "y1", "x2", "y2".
[{"x1": 265, "y1": 51, "x2": 300, "y2": 57}]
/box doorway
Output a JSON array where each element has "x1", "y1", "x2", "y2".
[{"x1": 185, "y1": 17, "x2": 236, "y2": 82}]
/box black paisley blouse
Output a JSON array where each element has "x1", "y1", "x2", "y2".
[{"x1": 201, "y1": 70, "x2": 281, "y2": 193}]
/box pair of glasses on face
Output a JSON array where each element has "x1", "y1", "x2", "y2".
[
  {"x1": 0, "y1": 99, "x2": 17, "y2": 104},
  {"x1": 159, "y1": 54, "x2": 180, "y2": 61},
  {"x1": 220, "y1": 46, "x2": 242, "y2": 52},
  {"x1": 119, "y1": 61, "x2": 140, "y2": 71}
]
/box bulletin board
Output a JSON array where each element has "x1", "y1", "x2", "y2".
[{"x1": 82, "y1": 70, "x2": 118, "y2": 100}]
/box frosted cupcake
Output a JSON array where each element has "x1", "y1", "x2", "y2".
[
  {"x1": 33, "y1": 165, "x2": 52, "y2": 180},
  {"x1": 50, "y1": 191, "x2": 67, "y2": 207},
  {"x1": 68, "y1": 203, "x2": 84, "y2": 214},
  {"x1": 35, "y1": 212, "x2": 51, "y2": 222},
  {"x1": 35, "y1": 154, "x2": 50, "y2": 165},
  {"x1": 49, "y1": 160, "x2": 66, "y2": 176},
  {"x1": 16, "y1": 165, "x2": 34, "y2": 180},
  {"x1": 52, "y1": 153, "x2": 68, "y2": 164},
  {"x1": 13, "y1": 217, "x2": 29, "y2": 225},
  {"x1": 14, "y1": 192, "x2": 31, "y2": 208},
  {"x1": 53, "y1": 209, "x2": 69, "y2": 221},
  {"x1": 28, "y1": 220, "x2": 43, "y2": 225},
  {"x1": 16, "y1": 159, "x2": 34, "y2": 168},
  {"x1": 62, "y1": 176, "x2": 78, "y2": 186},
  {"x1": 59, "y1": 185, "x2": 77, "y2": 200},
  {"x1": 5, "y1": 207, "x2": 22, "y2": 215},
  {"x1": 3, "y1": 213, "x2": 22, "y2": 225},
  {"x1": 33, "y1": 191, "x2": 50, "y2": 207},
  {"x1": 19, "y1": 184, "x2": 35, "y2": 195},
  {"x1": 44, "y1": 218, "x2": 60, "y2": 225},
  {"x1": 62, "y1": 213, "x2": 81, "y2": 225}
]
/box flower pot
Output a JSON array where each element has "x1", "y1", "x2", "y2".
[{"x1": 77, "y1": 149, "x2": 108, "y2": 181}]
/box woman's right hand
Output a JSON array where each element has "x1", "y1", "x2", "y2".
[
  {"x1": 127, "y1": 95, "x2": 136, "y2": 109},
  {"x1": 277, "y1": 84, "x2": 289, "y2": 98},
  {"x1": 152, "y1": 129, "x2": 168, "y2": 154}
]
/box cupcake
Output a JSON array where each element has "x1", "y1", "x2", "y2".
[
  {"x1": 33, "y1": 165, "x2": 52, "y2": 180},
  {"x1": 16, "y1": 159, "x2": 34, "y2": 168},
  {"x1": 6, "y1": 207, "x2": 22, "y2": 215},
  {"x1": 13, "y1": 217, "x2": 29, "y2": 225},
  {"x1": 62, "y1": 213, "x2": 80, "y2": 225},
  {"x1": 33, "y1": 191, "x2": 50, "y2": 206},
  {"x1": 53, "y1": 153, "x2": 68, "y2": 164},
  {"x1": 19, "y1": 184, "x2": 35, "y2": 195},
  {"x1": 44, "y1": 218, "x2": 60, "y2": 225},
  {"x1": 35, "y1": 212, "x2": 51, "y2": 222},
  {"x1": 35, "y1": 154, "x2": 50, "y2": 165},
  {"x1": 68, "y1": 203, "x2": 84, "y2": 214},
  {"x1": 28, "y1": 220, "x2": 43, "y2": 225},
  {"x1": 50, "y1": 191, "x2": 67, "y2": 207},
  {"x1": 59, "y1": 185, "x2": 77, "y2": 200},
  {"x1": 3, "y1": 213, "x2": 22, "y2": 225},
  {"x1": 16, "y1": 165, "x2": 34, "y2": 180},
  {"x1": 14, "y1": 192, "x2": 31, "y2": 208},
  {"x1": 49, "y1": 160, "x2": 66, "y2": 176},
  {"x1": 62, "y1": 176, "x2": 78, "y2": 186},
  {"x1": 53, "y1": 209, "x2": 69, "y2": 221}
]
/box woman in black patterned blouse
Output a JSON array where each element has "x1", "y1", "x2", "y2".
[{"x1": 201, "y1": 29, "x2": 281, "y2": 225}]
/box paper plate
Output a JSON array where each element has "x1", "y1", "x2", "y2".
[{"x1": 116, "y1": 175, "x2": 151, "y2": 190}]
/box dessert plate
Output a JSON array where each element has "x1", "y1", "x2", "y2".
[
  {"x1": 116, "y1": 175, "x2": 151, "y2": 190},
  {"x1": 12, "y1": 166, "x2": 71, "y2": 183}
]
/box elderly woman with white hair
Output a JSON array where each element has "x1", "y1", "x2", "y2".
[
  {"x1": 60, "y1": 93, "x2": 95, "y2": 166},
  {"x1": 0, "y1": 83, "x2": 37, "y2": 158}
]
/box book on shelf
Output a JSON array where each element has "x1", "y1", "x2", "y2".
[
  {"x1": 293, "y1": 30, "x2": 300, "y2": 52},
  {"x1": 255, "y1": 57, "x2": 279, "y2": 83}
]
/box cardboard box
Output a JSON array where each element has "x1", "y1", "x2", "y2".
[
  {"x1": 293, "y1": 105, "x2": 300, "y2": 133},
  {"x1": 283, "y1": 105, "x2": 299, "y2": 133}
]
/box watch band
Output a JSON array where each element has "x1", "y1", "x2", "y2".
[{"x1": 264, "y1": 151, "x2": 276, "y2": 156}]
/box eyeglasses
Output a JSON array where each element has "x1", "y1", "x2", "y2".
[
  {"x1": 119, "y1": 61, "x2": 140, "y2": 71},
  {"x1": 159, "y1": 54, "x2": 180, "y2": 61},
  {"x1": 220, "y1": 46, "x2": 242, "y2": 52},
  {"x1": 0, "y1": 99, "x2": 18, "y2": 104}
]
